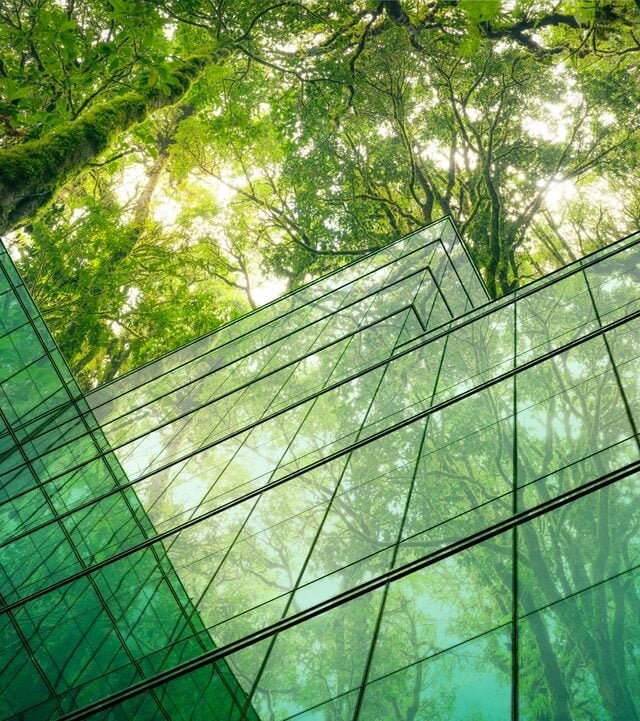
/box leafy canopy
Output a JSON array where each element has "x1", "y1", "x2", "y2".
[{"x1": 2, "y1": 0, "x2": 639, "y2": 385}]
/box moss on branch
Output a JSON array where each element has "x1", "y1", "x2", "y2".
[{"x1": 0, "y1": 53, "x2": 214, "y2": 232}]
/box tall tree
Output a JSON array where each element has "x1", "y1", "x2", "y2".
[{"x1": 3, "y1": 0, "x2": 640, "y2": 384}]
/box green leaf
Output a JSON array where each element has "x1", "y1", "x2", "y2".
[
  {"x1": 459, "y1": 0, "x2": 501, "y2": 22},
  {"x1": 0, "y1": 78, "x2": 31, "y2": 102},
  {"x1": 573, "y1": 0, "x2": 598, "y2": 24}
]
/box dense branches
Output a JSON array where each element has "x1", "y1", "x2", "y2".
[{"x1": 2, "y1": 0, "x2": 640, "y2": 382}]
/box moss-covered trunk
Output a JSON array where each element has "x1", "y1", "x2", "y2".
[{"x1": 0, "y1": 51, "x2": 223, "y2": 233}]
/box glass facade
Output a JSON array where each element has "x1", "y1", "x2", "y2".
[{"x1": 1, "y1": 216, "x2": 639, "y2": 721}]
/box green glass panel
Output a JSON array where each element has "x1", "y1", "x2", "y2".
[
  {"x1": 605, "y1": 319, "x2": 640, "y2": 430},
  {"x1": 2, "y1": 223, "x2": 640, "y2": 721},
  {"x1": 516, "y1": 269, "x2": 597, "y2": 364},
  {"x1": 516, "y1": 336, "x2": 632, "y2": 490},
  {"x1": 585, "y1": 243, "x2": 640, "y2": 324},
  {"x1": 398, "y1": 382, "x2": 513, "y2": 562},
  {"x1": 0, "y1": 615, "x2": 56, "y2": 720},
  {"x1": 252, "y1": 591, "x2": 383, "y2": 720},
  {"x1": 370, "y1": 537, "x2": 512, "y2": 681},
  {"x1": 519, "y1": 570, "x2": 640, "y2": 721},
  {"x1": 518, "y1": 473, "x2": 640, "y2": 615},
  {"x1": 359, "y1": 627, "x2": 511, "y2": 721}
]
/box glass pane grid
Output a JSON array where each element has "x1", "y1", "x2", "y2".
[{"x1": 1, "y1": 220, "x2": 639, "y2": 721}]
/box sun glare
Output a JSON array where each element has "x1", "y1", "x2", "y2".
[
  {"x1": 544, "y1": 179, "x2": 578, "y2": 210},
  {"x1": 252, "y1": 276, "x2": 289, "y2": 306}
]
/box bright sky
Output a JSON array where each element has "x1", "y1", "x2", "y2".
[
  {"x1": 112, "y1": 162, "x2": 288, "y2": 307},
  {"x1": 100, "y1": 53, "x2": 632, "y2": 314}
]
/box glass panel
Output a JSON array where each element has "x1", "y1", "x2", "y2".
[
  {"x1": 0, "y1": 614, "x2": 57, "y2": 720},
  {"x1": 252, "y1": 592, "x2": 382, "y2": 719},
  {"x1": 519, "y1": 473, "x2": 640, "y2": 615},
  {"x1": 3, "y1": 225, "x2": 640, "y2": 721},
  {"x1": 516, "y1": 337, "x2": 633, "y2": 495},
  {"x1": 605, "y1": 319, "x2": 640, "y2": 430},
  {"x1": 398, "y1": 382, "x2": 514, "y2": 562},
  {"x1": 585, "y1": 242, "x2": 640, "y2": 324},
  {"x1": 519, "y1": 568, "x2": 640, "y2": 721},
  {"x1": 370, "y1": 537, "x2": 512, "y2": 682},
  {"x1": 359, "y1": 627, "x2": 511, "y2": 721},
  {"x1": 433, "y1": 304, "x2": 514, "y2": 403},
  {"x1": 516, "y1": 269, "x2": 597, "y2": 365},
  {"x1": 292, "y1": 421, "x2": 425, "y2": 611}
]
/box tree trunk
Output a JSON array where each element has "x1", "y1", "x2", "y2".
[
  {"x1": 131, "y1": 104, "x2": 192, "y2": 232},
  {"x1": 0, "y1": 51, "x2": 224, "y2": 233}
]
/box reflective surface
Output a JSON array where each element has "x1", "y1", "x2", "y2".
[{"x1": 1, "y1": 218, "x2": 639, "y2": 721}]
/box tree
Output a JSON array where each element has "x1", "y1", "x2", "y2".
[{"x1": 3, "y1": 0, "x2": 640, "y2": 385}]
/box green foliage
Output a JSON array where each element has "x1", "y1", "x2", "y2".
[
  {"x1": 13, "y1": 187, "x2": 248, "y2": 386},
  {"x1": 2, "y1": 0, "x2": 640, "y2": 385},
  {"x1": 0, "y1": 0, "x2": 168, "y2": 140},
  {"x1": 459, "y1": 0, "x2": 501, "y2": 22}
]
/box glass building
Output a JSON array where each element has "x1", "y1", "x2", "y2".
[{"x1": 1, "y1": 216, "x2": 639, "y2": 721}]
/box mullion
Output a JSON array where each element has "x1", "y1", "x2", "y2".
[
  {"x1": 236, "y1": 316, "x2": 405, "y2": 721},
  {"x1": 427, "y1": 265, "x2": 455, "y2": 318},
  {"x1": 583, "y1": 269, "x2": 640, "y2": 451},
  {"x1": 238, "y1": 289, "x2": 431, "y2": 720},
  {"x1": 3, "y1": 304, "x2": 640, "y2": 607},
  {"x1": 8, "y1": 255, "x2": 435, "y2": 468},
  {"x1": 351, "y1": 328, "x2": 450, "y2": 720},
  {"x1": 409, "y1": 303, "x2": 427, "y2": 332},
  {"x1": 445, "y1": 218, "x2": 491, "y2": 297},
  {"x1": 54, "y1": 456, "x2": 640, "y2": 721}
]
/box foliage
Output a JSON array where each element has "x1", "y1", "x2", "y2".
[
  {"x1": 1, "y1": 0, "x2": 639, "y2": 384},
  {"x1": 13, "y1": 179, "x2": 248, "y2": 386}
]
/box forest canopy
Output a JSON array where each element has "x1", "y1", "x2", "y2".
[{"x1": 1, "y1": 0, "x2": 639, "y2": 386}]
